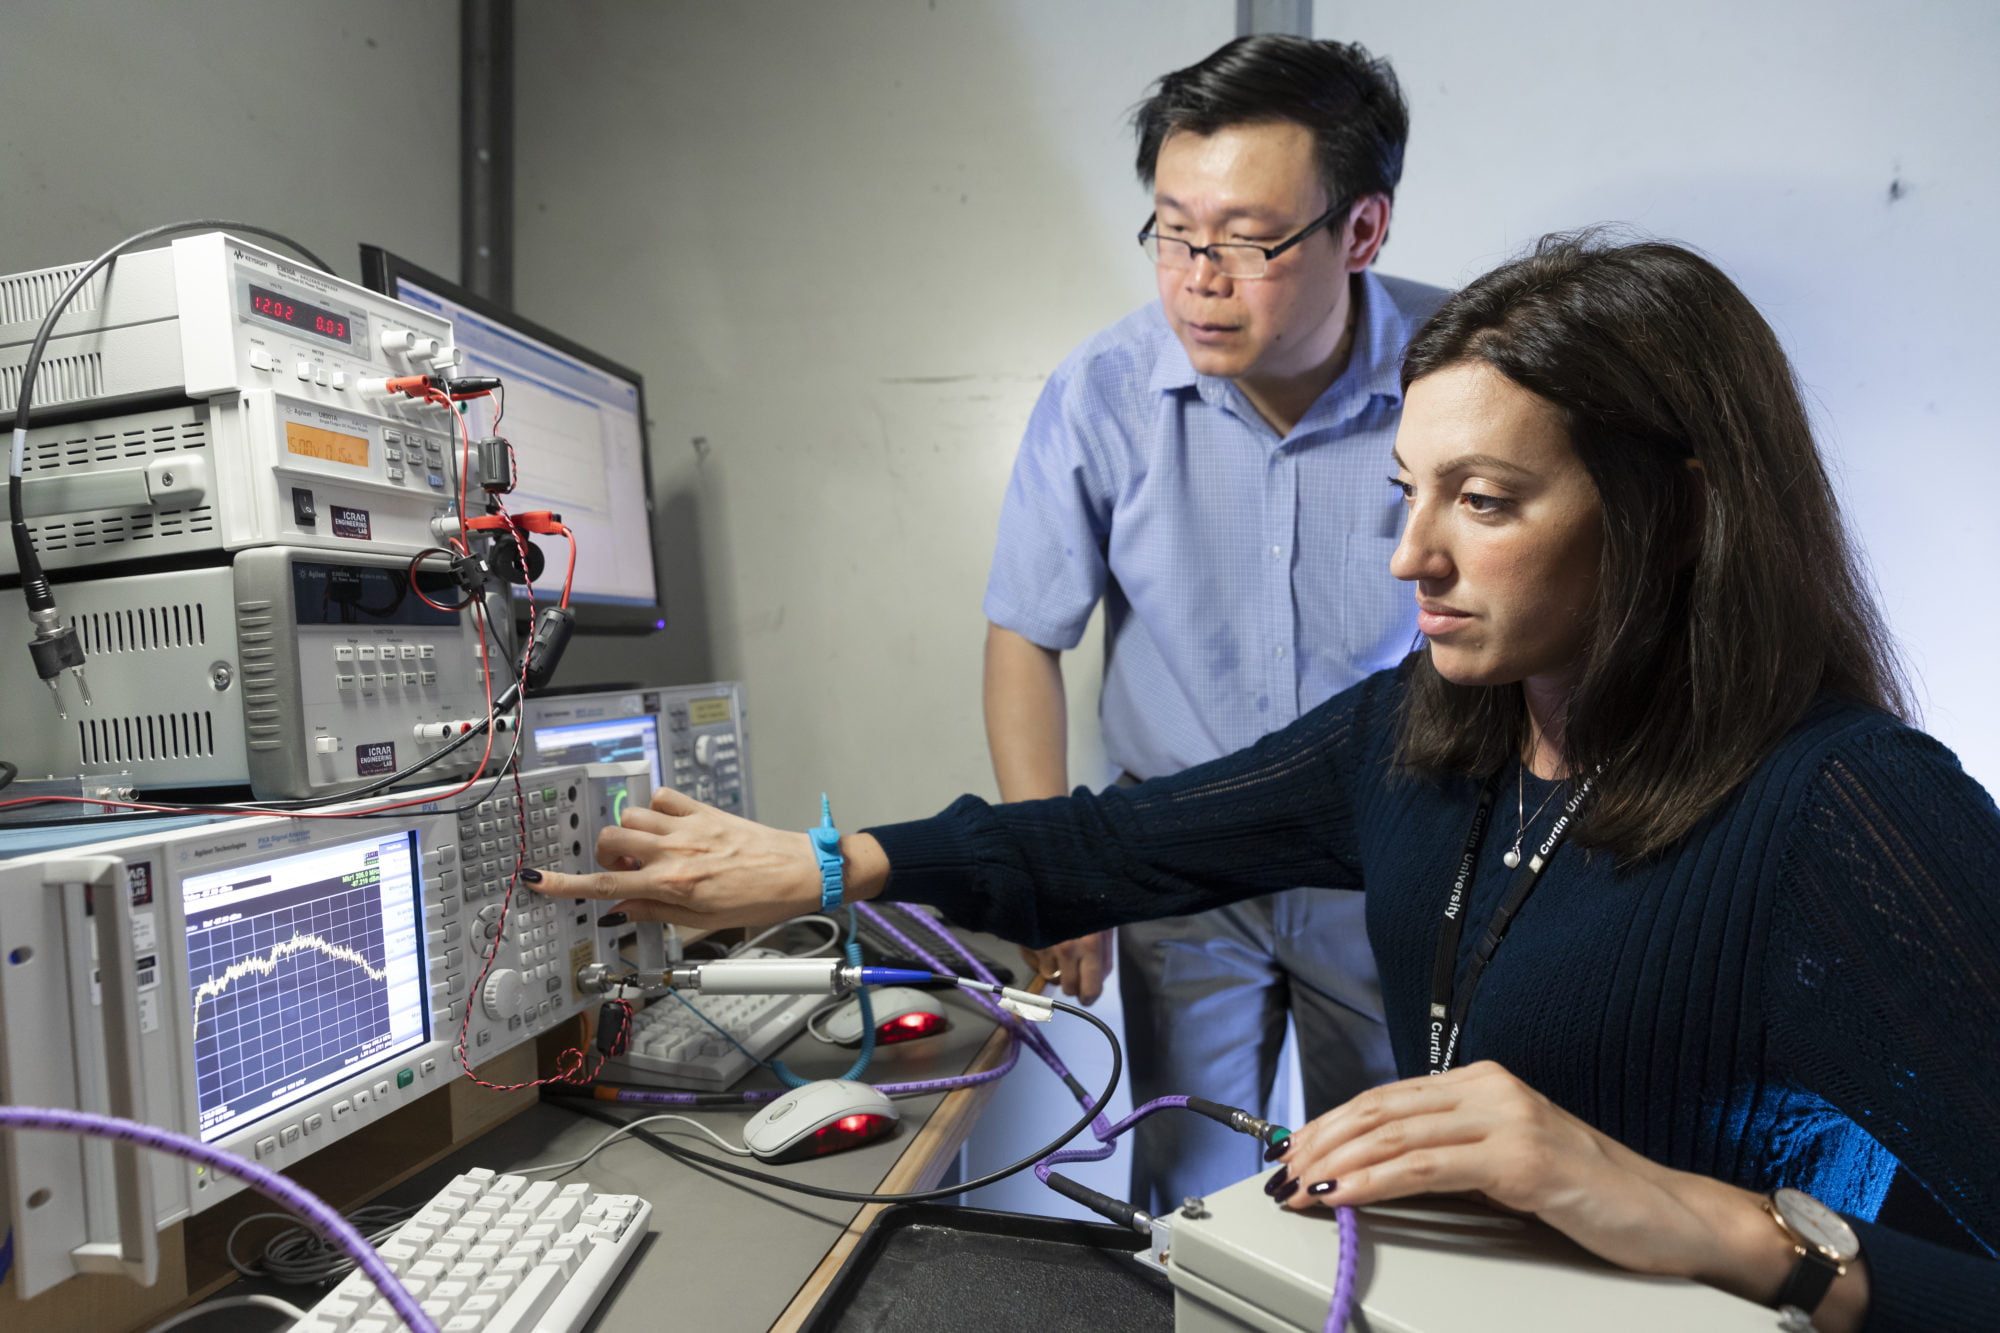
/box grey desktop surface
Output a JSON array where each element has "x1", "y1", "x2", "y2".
[{"x1": 205, "y1": 980, "x2": 1023, "y2": 1332}]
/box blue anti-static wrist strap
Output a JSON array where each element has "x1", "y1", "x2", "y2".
[{"x1": 811, "y1": 793, "x2": 844, "y2": 914}]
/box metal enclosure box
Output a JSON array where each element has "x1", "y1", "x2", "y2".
[
  {"x1": 1167, "y1": 1175, "x2": 1787, "y2": 1332},
  {"x1": 0, "y1": 548, "x2": 499, "y2": 798},
  {"x1": 523, "y1": 680, "x2": 754, "y2": 818},
  {"x1": 0, "y1": 233, "x2": 461, "y2": 578}
]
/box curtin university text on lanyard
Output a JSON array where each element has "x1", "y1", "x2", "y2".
[{"x1": 1426, "y1": 767, "x2": 1598, "y2": 1075}]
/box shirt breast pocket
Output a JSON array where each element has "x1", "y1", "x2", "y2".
[{"x1": 1339, "y1": 533, "x2": 1414, "y2": 671}]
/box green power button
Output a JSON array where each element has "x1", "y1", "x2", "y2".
[
  {"x1": 396, "y1": 1068, "x2": 414, "y2": 1089},
  {"x1": 611, "y1": 784, "x2": 630, "y2": 823}
]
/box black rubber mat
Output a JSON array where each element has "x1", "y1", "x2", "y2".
[{"x1": 798, "y1": 1203, "x2": 1175, "y2": 1332}]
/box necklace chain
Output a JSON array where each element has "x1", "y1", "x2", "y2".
[{"x1": 1504, "y1": 760, "x2": 1564, "y2": 868}]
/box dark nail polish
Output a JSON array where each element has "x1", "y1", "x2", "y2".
[
  {"x1": 1262, "y1": 1165, "x2": 1291, "y2": 1196},
  {"x1": 1272, "y1": 1179, "x2": 1299, "y2": 1203},
  {"x1": 519, "y1": 868, "x2": 543, "y2": 884},
  {"x1": 596, "y1": 911, "x2": 628, "y2": 928},
  {"x1": 1307, "y1": 1180, "x2": 1337, "y2": 1196},
  {"x1": 1262, "y1": 1137, "x2": 1292, "y2": 1163}
]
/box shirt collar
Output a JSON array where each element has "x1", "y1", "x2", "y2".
[{"x1": 1146, "y1": 270, "x2": 1410, "y2": 428}]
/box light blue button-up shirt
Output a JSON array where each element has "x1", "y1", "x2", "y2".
[{"x1": 985, "y1": 270, "x2": 1447, "y2": 781}]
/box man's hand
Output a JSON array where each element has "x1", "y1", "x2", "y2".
[{"x1": 1021, "y1": 931, "x2": 1114, "y2": 1004}]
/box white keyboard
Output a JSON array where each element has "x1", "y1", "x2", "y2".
[
  {"x1": 604, "y1": 948, "x2": 821, "y2": 1090},
  {"x1": 295, "y1": 1167, "x2": 650, "y2": 1333}
]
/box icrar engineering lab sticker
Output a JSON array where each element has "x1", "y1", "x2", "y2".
[
  {"x1": 330, "y1": 505, "x2": 372, "y2": 540},
  {"x1": 355, "y1": 741, "x2": 397, "y2": 777}
]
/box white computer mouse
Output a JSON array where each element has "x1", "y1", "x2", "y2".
[
  {"x1": 741, "y1": 1079, "x2": 899, "y2": 1164},
  {"x1": 818, "y1": 986, "x2": 948, "y2": 1047}
]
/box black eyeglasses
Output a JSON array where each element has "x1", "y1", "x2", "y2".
[{"x1": 1137, "y1": 199, "x2": 1351, "y2": 278}]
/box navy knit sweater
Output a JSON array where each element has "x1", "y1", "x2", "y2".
[{"x1": 868, "y1": 668, "x2": 2000, "y2": 1331}]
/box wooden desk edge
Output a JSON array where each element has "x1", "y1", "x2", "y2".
[{"x1": 768, "y1": 1006, "x2": 1027, "y2": 1333}]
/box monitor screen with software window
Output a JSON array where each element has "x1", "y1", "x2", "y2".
[{"x1": 358, "y1": 246, "x2": 665, "y2": 633}]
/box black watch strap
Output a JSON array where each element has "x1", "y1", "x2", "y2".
[{"x1": 1775, "y1": 1247, "x2": 1840, "y2": 1314}]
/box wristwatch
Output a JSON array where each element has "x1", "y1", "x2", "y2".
[{"x1": 1765, "y1": 1187, "x2": 1860, "y2": 1317}]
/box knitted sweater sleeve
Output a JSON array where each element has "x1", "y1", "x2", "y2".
[
  {"x1": 1768, "y1": 721, "x2": 2000, "y2": 1331},
  {"x1": 864, "y1": 672, "x2": 1392, "y2": 946}
]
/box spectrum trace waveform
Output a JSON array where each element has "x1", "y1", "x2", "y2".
[
  {"x1": 190, "y1": 932, "x2": 390, "y2": 1033},
  {"x1": 186, "y1": 865, "x2": 397, "y2": 1127}
]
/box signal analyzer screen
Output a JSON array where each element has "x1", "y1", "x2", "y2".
[
  {"x1": 182, "y1": 833, "x2": 429, "y2": 1142},
  {"x1": 530, "y1": 715, "x2": 663, "y2": 791}
]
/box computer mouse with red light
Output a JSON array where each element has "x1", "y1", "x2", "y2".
[
  {"x1": 742, "y1": 1079, "x2": 900, "y2": 1164},
  {"x1": 816, "y1": 986, "x2": 949, "y2": 1047}
]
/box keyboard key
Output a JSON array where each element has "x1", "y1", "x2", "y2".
[
  {"x1": 378, "y1": 1240, "x2": 420, "y2": 1268},
  {"x1": 483, "y1": 1261, "x2": 565, "y2": 1333}
]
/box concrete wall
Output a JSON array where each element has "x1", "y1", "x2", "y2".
[
  {"x1": 513, "y1": 2, "x2": 1242, "y2": 824},
  {"x1": 0, "y1": 0, "x2": 457, "y2": 285},
  {"x1": 512, "y1": 0, "x2": 1240, "y2": 1216}
]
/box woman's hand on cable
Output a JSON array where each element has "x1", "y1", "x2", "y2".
[
  {"x1": 1269, "y1": 1062, "x2": 1866, "y2": 1330},
  {"x1": 521, "y1": 786, "x2": 885, "y2": 930}
]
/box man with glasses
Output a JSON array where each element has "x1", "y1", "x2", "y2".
[{"x1": 982, "y1": 35, "x2": 1446, "y2": 1214}]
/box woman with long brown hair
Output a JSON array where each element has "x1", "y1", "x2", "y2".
[{"x1": 527, "y1": 235, "x2": 1998, "y2": 1331}]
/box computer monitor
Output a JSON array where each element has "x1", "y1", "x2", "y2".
[
  {"x1": 357, "y1": 246, "x2": 665, "y2": 634},
  {"x1": 180, "y1": 830, "x2": 430, "y2": 1143}
]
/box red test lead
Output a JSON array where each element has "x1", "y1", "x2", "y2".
[{"x1": 354, "y1": 373, "x2": 436, "y2": 399}]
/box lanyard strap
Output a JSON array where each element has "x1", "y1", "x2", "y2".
[{"x1": 1426, "y1": 768, "x2": 1596, "y2": 1075}]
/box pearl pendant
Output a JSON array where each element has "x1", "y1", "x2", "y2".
[{"x1": 1502, "y1": 847, "x2": 1522, "y2": 869}]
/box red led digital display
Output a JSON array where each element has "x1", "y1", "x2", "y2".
[{"x1": 247, "y1": 283, "x2": 351, "y2": 344}]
